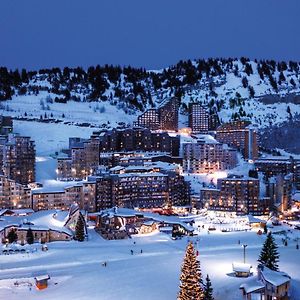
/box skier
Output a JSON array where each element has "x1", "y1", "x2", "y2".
[
  {"x1": 130, "y1": 249, "x2": 133, "y2": 255},
  {"x1": 140, "y1": 249, "x2": 143, "y2": 254}
]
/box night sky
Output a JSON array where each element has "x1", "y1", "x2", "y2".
[{"x1": 1, "y1": 0, "x2": 300, "y2": 70}]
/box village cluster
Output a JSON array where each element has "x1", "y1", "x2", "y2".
[{"x1": 0, "y1": 98, "x2": 300, "y2": 299}]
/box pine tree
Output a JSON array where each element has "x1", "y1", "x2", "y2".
[
  {"x1": 26, "y1": 228, "x2": 34, "y2": 244},
  {"x1": 258, "y1": 232, "x2": 280, "y2": 271},
  {"x1": 75, "y1": 215, "x2": 85, "y2": 242},
  {"x1": 7, "y1": 228, "x2": 18, "y2": 243},
  {"x1": 203, "y1": 274, "x2": 214, "y2": 300},
  {"x1": 178, "y1": 242, "x2": 204, "y2": 300}
]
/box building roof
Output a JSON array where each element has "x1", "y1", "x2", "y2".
[
  {"x1": 232, "y1": 262, "x2": 252, "y2": 273},
  {"x1": 261, "y1": 266, "x2": 290, "y2": 287},
  {"x1": 247, "y1": 215, "x2": 267, "y2": 224},
  {"x1": 35, "y1": 275, "x2": 50, "y2": 281},
  {"x1": 0, "y1": 210, "x2": 73, "y2": 236},
  {"x1": 240, "y1": 279, "x2": 264, "y2": 294},
  {"x1": 98, "y1": 208, "x2": 194, "y2": 232}
]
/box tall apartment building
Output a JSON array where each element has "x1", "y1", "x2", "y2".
[
  {"x1": 255, "y1": 157, "x2": 294, "y2": 178},
  {"x1": 57, "y1": 136, "x2": 100, "y2": 180},
  {"x1": 0, "y1": 175, "x2": 31, "y2": 209},
  {"x1": 188, "y1": 103, "x2": 209, "y2": 133},
  {"x1": 96, "y1": 128, "x2": 180, "y2": 155},
  {"x1": 57, "y1": 128, "x2": 180, "y2": 180},
  {"x1": 255, "y1": 156, "x2": 300, "y2": 189},
  {"x1": 266, "y1": 174, "x2": 292, "y2": 212},
  {"x1": 92, "y1": 175, "x2": 113, "y2": 211},
  {"x1": 91, "y1": 162, "x2": 190, "y2": 210},
  {"x1": 216, "y1": 120, "x2": 258, "y2": 161},
  {"x1": 37, "y1": 162, "x2": 190, "y2": 212},
  {"x1": 135, "y1": 109, "x2": 160, "y2": 131},
  {"x1": 216, "y1": 174, "x2": 260, "y2": 215},
  {"x1": 111, "y1": 172, "x2": 169, "y2": 208},
  {"x1": 2, "y1": 134, "x2": 35, "y2": 184},
  {"x1": 32, "y1": 181, "x2": 96, "y2": 212},
  {"x1": 183, "y1": 136, "x2": 238, "y2": 173},
  {"x1": 200, "y1": 188, "x2": 221, "y2": 209},
  {"x1": 134, "y1": 97, "x2": 179, "y2": 131},
  {"x1": 188, "y1": 104, "x2": 220, "y2": 133}
]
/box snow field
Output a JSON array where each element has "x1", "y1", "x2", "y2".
[{"x1": 0, "y1": 223, "x2": 299, "y2": 300}]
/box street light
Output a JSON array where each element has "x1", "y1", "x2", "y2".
[{"x1": 242, "y1": 244, "x2": 248, "y2": 263}]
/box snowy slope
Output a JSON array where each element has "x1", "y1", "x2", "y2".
[
  {"x1": 0, "y1": 223, "x2": 299, "y2": 300},
  {"x1": 1, "y1": 58, "x2": 300, "y2": 133}
]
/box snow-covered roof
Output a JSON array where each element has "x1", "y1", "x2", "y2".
[
  {"x1": 255, "y1": 156, "x2": 292, "y2": 163},
  {"x1": 240, "y1": 279, "x2": 264, "y2": 294},
  {"x1": 247, "y1": 215, "x2": 267, "y2": 224},
  {"x1": 116, "y1": 172, "x2": 167, "y2": 178},
  {"x1": 261, "y1": 266, "x2": 290, "y2": 287},
  {"x1": 99, "y1": 208, "x2": 194, "y2": 232},
  {"x1": 232, "y1": 262, "x2": 252, "y2": 273},
  {"x1": 35, "y1": 275, "x2": 50, "y2": 281},
  {"x1": 11, "y1": 209, "x2": 34, "y2": 215},
  {"x1": 0, "y1": 210, "x2": 73, "y2": 236},
  {"x1": 110, "y1": 166, "x2": 125, "y2": 172}
]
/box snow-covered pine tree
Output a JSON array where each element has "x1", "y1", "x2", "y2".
[
  {"x1": 258, "y1": 232, "x2": 280, "y2": 271},
  {"x1": 26, "y1": 228, "x2": 34, "y2": 244},
  {"x1": 7, "y1": 228, "x2": 18, "y2": 243},
  {"x1": 203, "y1": 274, "x2": 214, "y2": 300},
  {"x1": 178, "y1": 242, "x2": 204, "y2": 300},
  {"x1": 74, "y1": 215, "x2": 85, "y2": 242}
]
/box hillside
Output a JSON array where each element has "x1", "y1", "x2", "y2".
[{"x1": 1, "y1": 57, "x2": 300, "y2": 153}]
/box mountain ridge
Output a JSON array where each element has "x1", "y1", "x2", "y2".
[{"x1": 1, "y1": 57, "x2": 300, "y2": 142}]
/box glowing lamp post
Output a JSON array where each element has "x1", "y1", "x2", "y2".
[{"x1": 242, "y1": 244, "x2": 248, "y2": 263}]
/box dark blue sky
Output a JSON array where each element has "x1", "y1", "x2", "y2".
[{"x1": 1, "y1": 0, "x2": 300, "y2": 70}]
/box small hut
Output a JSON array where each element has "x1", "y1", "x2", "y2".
[
  {"x1": 233, "y1": 262, "x2": 252, "y2": 277},
  {"x1": 247, "y1": 215, "x2": 266, "y2": 229},
  {"x1": 35, "y1": 274, "x2": 50, "y2": 290}
]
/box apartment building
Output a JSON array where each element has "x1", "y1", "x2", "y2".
[
  {"x1": 32, "y1": 181, "x2": 97, "y2": 212},
  {"x1": 2, "y1": 134, "x2": 36, "y2": 184},
  {"x1": 134, "y1": 97, "x2": 179, "y2": 131},
  {"x1": 217, "y1": 174, "x2": 260, "y2": 215},
  {"x1": 57, "y1": 128, "x2": 180, "y2": 180},
  {"x1": 183, "y1": 136, "x2": 238, "y2": 173},
  {"x1": 188, "y1": 103, "x2": 209, "y2": 133},
  {"x1": 0, "y1": 175, "x2": 31, "y2": 209},
  {"x1": 216, "y1": 120, "x2": 258, "y2": 161}
]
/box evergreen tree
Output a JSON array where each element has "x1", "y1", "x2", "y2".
[
  {"x1": 7, "y1": 228, "x2": 18, "y2": 243},
  {"x1": 258, "y1": 232, "x2": 280, "y2": 271},
  {"x1": 26, "y1": 228, "x2": 34, "y2": 244},
  {"x1": 248, "y1": 85, "x2": 255, "y2": 98},
  {"x1": 203, "y1": 274, "x2": 214, "y2": 300},
  {"x1": 178, "y1": 242, "x2": 204, "y2": 300},
  {"x1": 75, "y1": 215, "x2": 85, "y2": 242},
  {"x1": 242, "y1": 77, "x2": 248, "y2": 88}
]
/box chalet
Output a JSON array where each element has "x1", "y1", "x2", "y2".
[
  {"x1": 233, "y1": 262, "x2": 252, "y2": 277},
  {"x1": 95, "y1": 207, "x2": 194, "y2": 239},
  {"x1": 240, "y1": 265, "x2": 291, "y2": 300},
  {"x1": 247, "y1": 215, "x2": 267, "y2": 229},
  {"x1": 0, "y1": 204, "x2": 86, "y2": 244}
]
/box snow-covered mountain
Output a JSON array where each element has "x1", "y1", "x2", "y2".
[
  {"x1": 1, "y1": 57, "x2": 300, "y2": 126},
  {"x1": 1, "y1": 57, "x2": 300, "y2": 153}
]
